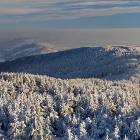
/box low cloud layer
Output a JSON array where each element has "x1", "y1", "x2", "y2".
[{"x1": 0, "y1": 0, "x2": 140, "y2": 23}]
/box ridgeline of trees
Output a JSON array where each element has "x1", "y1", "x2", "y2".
[{"x1": 0, "y1": 46, "x2": 139, "y2": 79}]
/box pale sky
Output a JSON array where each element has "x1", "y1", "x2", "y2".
[{"x1": 0, "y1": 0, "x2": 140, "y2": 28}]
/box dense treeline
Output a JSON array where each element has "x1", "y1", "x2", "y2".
[{"x1": 0, "y1": 72, "x2": 140, "y2": 139}]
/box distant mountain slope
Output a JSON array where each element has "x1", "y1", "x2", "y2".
[
  {"x1": 0, "y1": 46, "x2": 140, "y2": 79},
  {"x1": 0, "y1": 42, "x2": 58, "y2": 62}
]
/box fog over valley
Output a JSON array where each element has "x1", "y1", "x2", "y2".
[{"x1": 1, "y1": 29, "x2": 140, "y2": 48}]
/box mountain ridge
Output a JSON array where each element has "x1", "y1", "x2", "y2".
[{"x1": 0, "y1": 45, "x2": 140, "y2": 80}]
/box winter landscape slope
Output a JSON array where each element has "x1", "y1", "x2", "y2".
[
  {"x1": 0, "y1": 38, "x2": 60, "y2": 62},
  {"x1": 0, "y1": 45, "x2": 140, "y2": 139},
  {"x1": 0, "y1": 45, "x2": 140, "y2": 80}
]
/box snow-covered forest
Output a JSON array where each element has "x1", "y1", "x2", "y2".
[
  {"x1": 0, "y1": 72, "x2": 140, "y2": 140},
  {"x1": 0, "y1": 45, "x2": 140, "y2": 79},
  {"x1": 0, "y1": 45, "x2": 140, "y2": 139}
]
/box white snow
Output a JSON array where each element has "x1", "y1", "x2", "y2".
[
  {"x1": 0, "y1": 38, "x2": 62, "y2": 61},
  {"x1": 0, "y1": 45, "x2": 140, "y2": 139},
  {"x1": 0, "y1": 72, "x2": 140, "y2": 139}
]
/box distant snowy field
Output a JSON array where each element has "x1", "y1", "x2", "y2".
[
  {"x1": 0, "y1": 44, "x2": 140, "y2": 139},
  {"x1": 0, "y1": 38, "x2": 64, "y2": 62}
]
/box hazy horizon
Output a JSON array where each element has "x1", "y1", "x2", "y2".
[{"x1": 0, "y1": 28, "x2": 140, "y2": 49}]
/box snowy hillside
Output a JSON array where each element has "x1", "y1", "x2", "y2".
[
  {"x1": 0, "y1": 45, "x2": 140, "y2": 80},
  {"x1": 0, "y1": 45, "x2": 140, "y2": 139},
  {"x1": 0, "y1": 72, "x2": 140, "y2": 139},
  {"x1": 0, "y1": 38, "x2": 60, "y2": 62}
]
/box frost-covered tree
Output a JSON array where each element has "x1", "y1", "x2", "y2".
[{"x1": 0, "y1": 47, "x2": 139, "y2": 140}]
